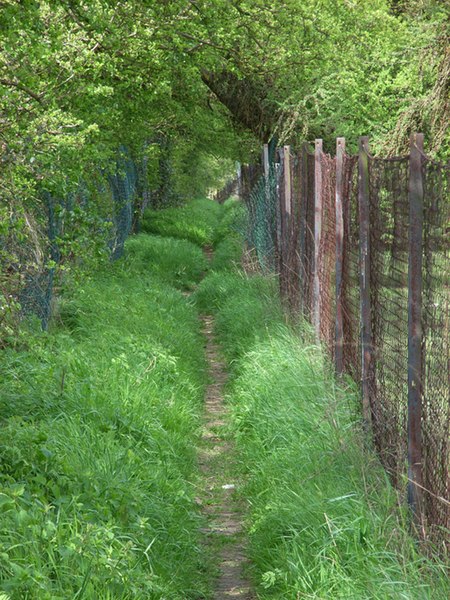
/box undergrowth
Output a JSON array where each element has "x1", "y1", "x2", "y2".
[
  {"x1": 0, "y1": 230, "x2": 210, "y2": 598},
  {"x1": 141, "y1": 198, "x2": 223, "y2": 247},
  {"x1": 141, "y1": 197, "x2": 244, "y2": 254},
  {"x1": 3, "y1": 196, "x2": 447, "y2": 599}
]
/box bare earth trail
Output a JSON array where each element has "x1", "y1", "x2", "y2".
[{"x1": 197, "y1": 248, "x2": 254, "y2": 599}]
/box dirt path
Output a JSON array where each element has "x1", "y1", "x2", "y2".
[{"x1": 197, "y1": 253, "x2": 254, "y2": 599}]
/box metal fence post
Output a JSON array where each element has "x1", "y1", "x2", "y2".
[
  {"x1": 407, "y1": 132, "x2": 424, "y2": 528},
  {"x1": 263, "y1": 143, "x2": 270, "y2": 180},
  {"x1": 335, "y1": 137, "x2": 345, "y2": 375},
  {"x1": 313, "y1": 139, "x2": 323, "y2": 339},
  {"x1": 358, "y1": 136, "x2": 373, "y2": 428}
]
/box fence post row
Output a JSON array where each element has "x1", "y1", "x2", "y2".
[
  {"x1": 358, "y1": 136, "x2": 373, "y2": 430},
  {"x1": 313, "y1": 139, "x2": 323, "y2": 340},
  {"x1": 407, "y1": 132, "x2": 425, "y2": 528},
  {"x1": 335, "y1": 138, "x2": 345, "y2": 375},
  {"x1": 255, "y1": 132, "x2": 442, "y2": 542}
]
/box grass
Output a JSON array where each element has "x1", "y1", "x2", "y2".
[
  {"x1": 141, "y1": 198, "x2": 224, "y2": 247},
  {"x1": 141, "y1": 197, "x2": 245, "y2": 253},
  {"x1": 230, "y1": 330, "x2": 449, "y2": 598},
  {"x1": 1, "y1": 197, "x2": 448, "y2": 599},
  {"x1": 0, "y1": 231, "x2": 210, "y2": 598}
]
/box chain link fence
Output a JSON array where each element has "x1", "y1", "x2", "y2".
[
  {"x1": 1, "y1": 146, "x2": 151, "y2": 332},
  {"x1": 240, "y1": 136, "x2": 449, "y2": 553}
]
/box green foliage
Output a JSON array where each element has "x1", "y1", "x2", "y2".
[
  {"x1": 186, "y1": 0, "x2": 449, "y2": 154},
  {"x1": 124, "y1": 234, "x2": 207, "y2": 291},
  {"x1": 141, "y1": 198, "x2": 224, "y2": 247},
  {"x1": 194, "y1": 271, "x2": 283, "y2": 367},
  {"x1": 210, "y1": 236, "x2": 243, "y2": 272},
  {"x1": 213, "y1": 199, "x2": 246, "y2": 243},
  {"x1": 209, "y1": 199, "x2": 246, "y2": 269},
  {"x1": 0, "y1": 235, "x2": 210, "y2": 599},
  {"x1": 0, "y1": 1, "x2": 246, "y2": 332}
]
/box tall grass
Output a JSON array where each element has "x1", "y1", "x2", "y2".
[
  {"x1": 3, "y1": 195, "x2": 447, "y2": 599},
  {"x1": 141, "y1": 198, "x2": 224, "y2": 247},
  {"x1": 141, "y1": 197, "x2": 244, "y2": 253},
  {"x1": 0, "y1": 233, "x2": 210, "y2": 598}
]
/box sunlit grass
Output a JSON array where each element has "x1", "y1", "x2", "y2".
[
  {"x1": 0, "y1": 234, "x2": 210, "y2": 599},
  {"x1": 141, "y1": 198, "x2": 224, "y2": 247}
]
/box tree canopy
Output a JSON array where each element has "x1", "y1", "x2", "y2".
[
  {"x1": 1, "y1": 1, "x2": 448, "y2": 182},
  {"x1": 0, "y1": 0, "x2": 448, "y2": 333}
]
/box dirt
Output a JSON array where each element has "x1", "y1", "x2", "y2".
[{"x1": 198, "y1": 307, "x2": 254, "y2": 598}]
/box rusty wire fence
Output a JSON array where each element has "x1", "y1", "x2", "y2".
[{"x1": 240, "y1": 135, "x2": 449, "y2": 553}]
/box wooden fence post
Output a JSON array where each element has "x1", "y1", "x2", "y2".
[
  {"x1": 299, "y1": 143, "x2": 309, "y2": 313},
  {"x1": 236, "y1": 162, "x2": 242, "y2": 200},
  {"x1": 407, "y1": 132, "x2": 424, "y2": 528},
  {"x1": 313, "y1": 139, "x2": 323, "y2": 340},
  {"x1": 275, "y1": 147, "x2": 283, "y2": 295},
  {"x1": 283, "y1": 145, "x2": 292, "y2": 218},
  {"x1": 283, "y1": 145, "x2": 292, "y2": 262},
  {"x1": 283, "y1": 146, "x2": 292, "y2": 302},
  {"x1": 358, "y1": 136, "x2": 373, "y2": 429},
  {"x1": 335, "y1": 137, "x2": 345, "y2": 375}
]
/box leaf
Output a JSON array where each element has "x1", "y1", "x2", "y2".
[
  {"x1": 0, "y1": 494, "x2": 14, "y2": 511},
  {"x1": 9, "y1": 484, "x2": 25, "y2": 497}
]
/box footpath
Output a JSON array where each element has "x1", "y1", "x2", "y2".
[{"x1": 197, "y1": 248, "x2": 254, "y2": 599}]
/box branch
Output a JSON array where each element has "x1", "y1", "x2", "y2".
[
  {"x1": 175, "y1": 31, "x2": 234, "y2": 54},
  {"x1": 0, "y1": 78, "x2": 44, "y2": 104}
]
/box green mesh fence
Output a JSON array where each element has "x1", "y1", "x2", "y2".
[
  {"x1": 244, "y1": 164, "x2": 280, "y2": 271},
  {"x1": 5, "y1": 146, "x2": 149, "y2": 331}
]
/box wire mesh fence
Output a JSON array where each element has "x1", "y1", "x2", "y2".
[
  {"x1": 240, "y1": 135, "x2": 449, "y2": 553},
  {"x1": 421, "y1": 158, "x2": 450, "y2": 544},
  {"x1": 1, "y1": 146, "x2": 150, "y2": 332}
]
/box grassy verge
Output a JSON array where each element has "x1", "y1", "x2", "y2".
[
  {"x1": 141, "y1": 198, "x2": 224, "y2": 247},
  {"x1": 0, "y1": 232, "x2": 210, "y2": 598},
  {"x1": 142, "y1": 197, "x2": 245, "y2": 256},
  {"x1": 193, "y1": 206, "x2": 450, "y2": 598}
]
